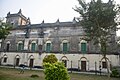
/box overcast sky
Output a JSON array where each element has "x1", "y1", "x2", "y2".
[{"x1": 0, "y1": 0, "x2": 120, "y2": 36}]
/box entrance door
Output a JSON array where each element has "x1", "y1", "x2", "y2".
[
  {"x1": 29, "y1": 59, "x2": 34, "y2": 68},
  {"x1": 81, "y1": 61, "x2": 86, "y2": 71},
  {"x1": 16, "y1": 58, "x2": 20, "y2": 66}
]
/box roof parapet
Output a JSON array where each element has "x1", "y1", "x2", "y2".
[
  {"x1": 7, "y1": 12, "x2": 10, "y2": 16},
  {"x1": 42, "y1": 20, "x2": 44, "y2": 24},
  {"x1": 18, "y1": 9, "x2": 22, "y2": 14},
  {"x1": 56, "y1": 19, "x2": 60, "y2": 25},
  {"x1": 72, "y1": 17, "x2": 77, "y2": 24}
]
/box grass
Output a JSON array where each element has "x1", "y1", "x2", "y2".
[
  {"x1": 0, "y1": 67, "x2": 44, "y2": 80},
  {"x1": 0, "y1": 67, "x2": 120, "y2": 80}
]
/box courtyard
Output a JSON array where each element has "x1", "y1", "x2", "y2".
[{"x1": 0, "y1": 67, "x2": 119, "y2": 80}]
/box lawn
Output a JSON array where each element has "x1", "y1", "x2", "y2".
[{"x1": 0, "y1": 67, "x2": 119, "y2": 80}]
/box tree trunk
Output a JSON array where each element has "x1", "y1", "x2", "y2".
[
  {"x1": 104, "y1": 56, "x2": 110, "y2": 78},
  {"x1": 101, "y1": 40, "x2": 110, "y2": 78}
]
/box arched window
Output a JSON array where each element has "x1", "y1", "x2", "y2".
[
  {"x1": 62, "y1": 40, "x2": 69, "y2": 53},
  {"x1": 80, "y1": 40, "x2": 87, "y2": 53},
  {"x1": 15, "y1": 55, "x2": 20, "y2": 66},
  {"x1": 46, "y1": 41, "x2": 52, "y2": 53},
  {"x1": 102, "y1": 61, "x2": 107, "y2": 68},
  {"x1": 17, "y1": 41, "x2": 24, "y2": 51},
  {"x1": 31, "y1": 43, "x2": 36, "y2": 51},
  {"x1": 100, "y1": 57, "x2": 110, "y2": 69},
  {"x1": 63, "y1": 43, "x2": 68, "y2": 52},
  {"x1": 60, "y1": 56, "x2": 69, "y2": 67},
  {"x1": 29, "y1": 55, "x2": 34, "y2": 68},
  {"x1": 6, "y1": 41, "x2": 10, "y2": 51},
  {"x1": 81, "y1": 43, "x2": 87, "y2": 53},
  {"x1": 3, "y1": 54, "x2": 8, "y2": 63},
  {"x1": 3, "y1": 57, "x2": 7, "y2": 63}
]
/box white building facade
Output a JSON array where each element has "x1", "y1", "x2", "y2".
[{"x1": 0, "y1": 9, "x2": 120, "y2": 72}]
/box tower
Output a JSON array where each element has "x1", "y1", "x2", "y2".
[{"x1": 6, "y1": 9, "x2": 30, "y2": 27}]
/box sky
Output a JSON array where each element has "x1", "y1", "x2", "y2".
[{"x1": 0, "y1": 0, "x2": 120, "y2": 36}]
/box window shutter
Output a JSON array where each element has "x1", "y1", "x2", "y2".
[
  {"x1": 46, "y1": 43, "x2": 51, "y2": 52},
  {"x1": 63, "y1": 43, "x2": 67, "y2": 52},
  {"x1": 18, "y1": 43, "x2": 24, "y2": 51},
  {"x1": 31, "y1": 43, "x2": 36, "y2": 51},
  {"x1": 81, "y1": 43, "x2": 87, "y2": 53}
]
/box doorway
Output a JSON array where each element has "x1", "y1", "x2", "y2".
[
  {"x1": 29, "y1": 59, "x2": 34, "y2": 68},
  {"x1": 81, "y1": 61, "x2": 86, "y2": 71},
  {"x1": 15, "y1": 58, "x2": 20, "y2": 66}
]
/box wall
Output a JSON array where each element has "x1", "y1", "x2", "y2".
[{"x1": 0, "y1": 52, "x2": 120, "y2": 72}]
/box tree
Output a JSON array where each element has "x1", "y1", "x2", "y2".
[
  {"x1": 43, "y1": 62, "x2": 70, "y2": 80},
  {"x1": 43, "y1": 54, "x2": 58, "y2": 64},
  {"x1": 0, "y1": 19, "x2": 12, "y2": 39},
  {"x1": 0, "y1": 18, "x2": 12, "y2": 65},
  {"x1": 74, "y1": 0, "x2": 120, "y2": 76}
]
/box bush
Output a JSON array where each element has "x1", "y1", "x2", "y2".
[
  {"x1": 110, "y1": 68, "x2": 120, "y2": 78},
  {"x1": 43, "y1": 54, "x2": 58, "y2": 64},
  {"x1": 30, "y1": 74, "x2": 39, "y2": 78},
  {"x1": 43, "y1": 62, "x2": 70, "y2": 80}
]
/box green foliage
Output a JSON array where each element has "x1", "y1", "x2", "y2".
[
  {"x1": 43, "y1": 54, "x2": 58, "y2": 64},
  {"x1": 0, "y1": 19, "x2": 12, "y2": 39},
  {"x1": 74, "y1": 0, "x2": 120, "y2": 74},
  {"x1": 75, "y1": 0, "x2": 120, "y2": 53},
  {"x1": 43, "y1": 62, "x2": 70, "y2": 80},
  {"x1": 110, "y1": 68, "x2": 120, "y2": 78},
  {"x1": 43, "y1": 54, "x2": 70, "y2": 80}
]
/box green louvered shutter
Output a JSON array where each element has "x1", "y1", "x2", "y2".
[
  {"x1": 18, "y1": 43, "x2": 23, "y2": 51},
  {"x1": 63, "y1": 43, "x2": 67, "y2": 53},
  {"x1": 46, "y1": 43, "x2": 51, "y2": 52},
  {"x1": 81, "y1": 43, "x2": 87, "y2": 53},
  {"x1": 31, "y1": 43, "x2": 36, "y2": 51}
]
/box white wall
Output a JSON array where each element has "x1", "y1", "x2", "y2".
[{"x1": 0, "y1": 52, "x2": 120, "y2": 72}]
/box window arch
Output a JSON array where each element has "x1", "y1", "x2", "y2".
[
  {"x1": 61, "y1": 40, "x2": 69, "y2": 53},
  {"x1": 28, "y1": 55, "x2": 34, "y2": 68},
  {"x1": 100, "y1": 57, "x2": 110, "y2": 69},
  {"x1": 79, "y1": 57, "x2": 89, "y2": 71},
  {"x1": 17, "y1": 41, "x2": 24, "y2": 51},
  {"x1": 60, "y1": 56, "x2": 69, "y2": 67},
  {"x1": 15, "y1": 55, "x2": 20, "y2": 66},
  {"x1": 45, "y1": 40, "x2": 52, "y2": 53}
]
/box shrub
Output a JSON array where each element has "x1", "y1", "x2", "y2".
[
  {"x1": 43, "y1": 62, "x2": 70, "y2": 80},
  {"x1": 30, "y1": 74, "x2": 39, "y2": 78},
  {"x1": 110, "y1": 68, "x2": 120, "y2": 78},
  {"x1": 43, "y1": 54, "x2": 58, "y2": 64}
]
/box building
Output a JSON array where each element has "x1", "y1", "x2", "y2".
[{"x1": 0, "y1": 9, "x2": 120, "y2": 72}]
